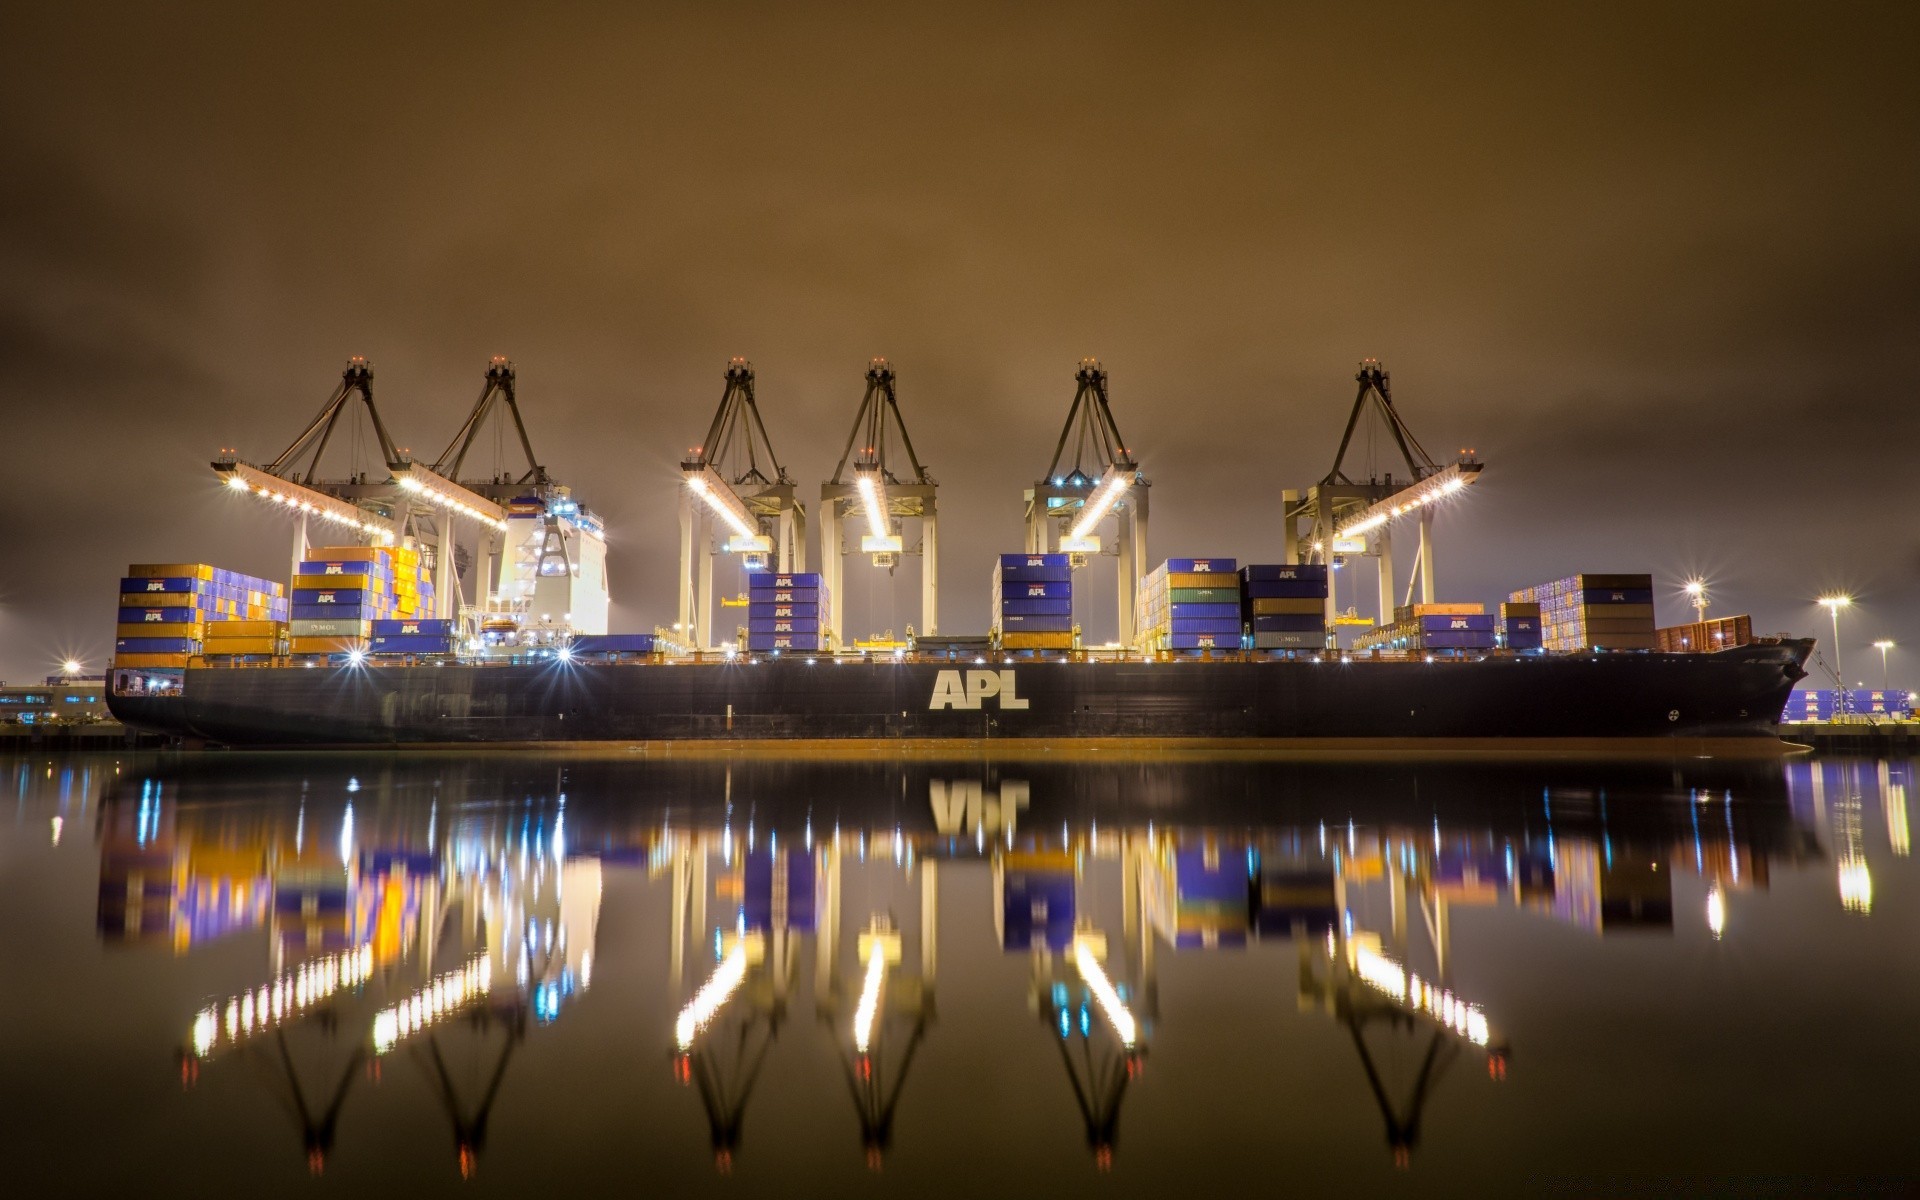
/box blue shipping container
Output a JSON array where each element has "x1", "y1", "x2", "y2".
[
  {"x1": 119, "y1": 607, "x2": 193, "y2": 624},
  {"x1": 1418, "y1": 614, "x2": 1496, "y2": 632},
  {"x1": 999, "y1": 613, "x2": 1073, "y2": 631},
  {"x1": 996, "y1": 597, "x2": 1073, "y2": 617},
  {"x1": 1169, "y1": 602, "x2": 1240, "y2": 619},
  {"x1": 1165, "y1": 558, "x2": 1237, "y2": 574},
  {"x1": 1507, "y1": 631, "x2": 1544, "y2": 650},
  {"x1": 1000, "y1": 580, "x2": 1074, "y2": 599},
  {"x1": 1242, "y1": 580, "x2": 1330, "y2": 600},
  {"x1": 1171, "y1": 617, "x2": 1243, "y2": 635},
  {"x1": 1582, "y1": 588, "x2": 1655, "y2": 605},
  {"x1": 1167, "y1": 632, "x2": 1236, "y2": 649},
  {"x1": 115, "y1": 637, "x2": 198, "y2": 653},
  {"x1": 748, "y1": 587, "x2": 820, "y2": 605},
  {"x1": 749, "y1": 618, "x2": 821, "y2": 634},
  {"x1": 120, "y1": 576, "x2": 209, "y2": 594},
  {"x1": 292, "y1": 587, "x2": 372, "y2": 605},
  {"x1": 1241, "y1": 564, "x2": 1327, "y2": 583},
  {"x1": 298, "y1": 561, "x2": 383, "y2": 577},
  {"x1": 748, "y1": 604, "x2": 819, "y2": 622},
  {"x1": 747, "y1": 634, "x2": 823, "y2": 651},
  {"x1": 371, "y1": 619, "x2": 456, "y2": 636},
  {"x1": 746, "y1": 572, "x2": 823, "y2": 589}
]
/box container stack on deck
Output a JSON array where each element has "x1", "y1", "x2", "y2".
[
  {"x1": 1655, "y1": 615, "x2": 1753, "y2": 653},
  {"x1": 1782, "y1": 688, "x2": 1914, "y2": 720},
  {"x1": 567, "y1": 633, "x2": 657, "y2": 661},
  {"x1": 115, "y1": 564, "x2": 288, "y2": 668},
  {"x1": 993, "y1": 554, "x2": 1073, "y2": 651},
  {"x1": 1508, "y1": 574, "x2": 1656, "y2": 652},
  {"x1": 289, "y1": 546, "x2": 434, "y2": 657},
  {"x1": 1139, "y1": 558, "x2": 1239, "y2": 651},
  {"x1": 371, "y1": 618, "x2": 458, "y2": 658},
  {"x1": 1240, "y1": 564, "x2": 1327, "y2": 651},
  {"x1": 1500, "y1": 602, "x2": 1542, "y2": 651},
  {"x1": 747, "y1": 572, "x2": 828, "y2": 652},
  {"x1": 1352, "y1": 603, "x2": 1494, "y2": 653}
]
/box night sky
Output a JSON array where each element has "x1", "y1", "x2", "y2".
[{"x1": 5, "y1": 2, "x2": 1917, "y2": 684}]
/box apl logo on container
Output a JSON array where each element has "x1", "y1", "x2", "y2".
[
  {"x1": 1190, "y1": 560, "x2": 1222, "y2": 572},
  {"x1": 144, "y1": 580, "x2": 166, "y2": 592},
  {"x1": 771, "y1": 591, "x2": 800, "y2": 603},
  {"x1": 144, "y1": 612, "x2": 166, "y2": 622},
  {"x1": 1450, "y1": 618, "x2": 1472, "y2": 629},
  {"x1": 773, "y1": 605, "x2": 798, "y2": 618},
  {"x1": 929, "y1": 669, "x2": 1030, "y2": 711},
  {"x1": 1025, "y1": 584, "x2": 1050, "y2": 597}
]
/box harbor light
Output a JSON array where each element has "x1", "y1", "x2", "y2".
[
  {"x1": 1818, "y1": 595, "x2": 1852, "y2": 694},
  {"x1": 1874, "y1": 640, "x2": 1895, "y2": 689},
  {"x1": 61, "y1": 658, "x2": 82, "y2": 676},
  {"x1": 1684, "y1": 578, "x2": 1709, "y2": 623}
]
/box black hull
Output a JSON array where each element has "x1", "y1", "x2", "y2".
[{"x1": 107, "y1": 641, "x2": 1813, "y2": 748}]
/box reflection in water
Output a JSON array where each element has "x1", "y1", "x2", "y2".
[{"x1": 24, "y1": 752, "x2": 1912, "y2": 1182}]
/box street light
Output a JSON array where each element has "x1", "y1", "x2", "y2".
[
  {"x1": 1874, "y1": 640, "x2": 1895, "y2": 690},
  {"x1": 61, "y1": 659, "x2": 82, "y2": 677},
  {"x1": 1684, "y1": 578, "x2": 1708, "y2": 624},
  {"x1": 1818, "y1": 595, "x2": 1852, "y2": 712}
]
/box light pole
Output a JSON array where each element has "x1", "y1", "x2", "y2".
[
  {"x1": 1819, "y1": 595, "x2": 1851, "y2": 711},
  {"x1": 1874, "y1": 640, "x2": 1894, "y2": 691},
  {"x1": 1685, "y1": 578, "x2": 1708, "y2": 624}
]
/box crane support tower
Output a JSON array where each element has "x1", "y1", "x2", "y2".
[
  {"x1": 820, "y1": 358, "x2": 938, "y2": 646},
  {"x1": 1023, "y1": 359, "x2": 1148, "y2": 645},
  {"x1": 1281, "y1": 360, "x2": 1482, "y2": 636},
  {"x1": 680, "y1": 358, "x2": 807, "y2": 649},
  {"x1": 422, "y1": 357, "x2": 607, "y2": 638}
]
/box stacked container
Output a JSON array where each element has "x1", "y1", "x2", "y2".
[
  {"x1": 1654, "y1": 615, "x2": 1753, "y2": 653},
  {"x1": 1353, "y1": 603, "x2": 1495, "y2": 653},
  {"x1": 1782, "y1": 689, "x2": 1915, "y2": 720},
  {"x1": 289, "y1": 546, "x2": 435, "y2": 656},
  {"x1": 747, "y1": 572, "x2": 828, "y2": 652},
  {"x1": 1500, "y1": 601, "x2": 1543, "y2": 651},
  {"x1": 115, "y1": 564, "x2": 289, "y2": 668},
  {"x1": 370, "y1": 618, "x2": 458, "y2": 658},
  {"x1": 1138, "y1": 558, "x2": 1239, "y2": 651},
  {"x1": 1507, "y1": 574, "x2": 1656, "y2": 652},
  {"x1": 993, "y1": 554, "x2": 1073, "y2": 651},
  {"x1": 1240, "y1": 564, "x2": 1327, "y2": 651}
]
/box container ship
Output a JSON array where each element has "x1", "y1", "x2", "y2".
[
  {"x1": 106, "y1": 559, "x2": 1813, "y2": 750},
  {"x1": 99, "y1": 357, "x2": 1814, "y2": 751}
]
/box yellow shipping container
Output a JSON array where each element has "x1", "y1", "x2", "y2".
[
  {"x1": 288, "y1": 636, "x2": 366, "y2": 654},
  {"x1": 120, "y1": 591, "x2": 199, "y2": 607},
  {"x1": 1000, "y1": 632, "x2": 1073, "y2": 650},
  {"x1": 200, "y1": 636, "x2": 280, "y2": 654},
  {"x1": 1165, "y1": 572, "x2": 1231, "y2": 589},
  {"x1": 117, "y1": 622, "x2": 204, "y2": 639},
  {"x1": 114, "y1": 652, "x2": 192, "y2": 668},
  {"x1": 204, "y1": 620, "x2": 281, "y2": 636},
  {"x1": 127, "y1": 563, "x2": 214, "y2": 580}
]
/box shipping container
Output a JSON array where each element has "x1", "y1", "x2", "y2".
[
  {"x1": 998, "y1": 613, "x2": 1073, "y2": 632},
  {"x1": 996, "y1": 597, "x2": 1073, "y2": 617},
  {"x1": 748, "y1": 587, "x2": 821, "y2": 605},
  {"x1": 994, "y1": 554, "x2": 1073, "y2": 583},
  {"x1": 292, "y1": 604, "x2": 370, "y2": 621},
  {"x1": 1250, "y1": 614, "x2": 1326, "y2": 633},
  {"x1": 115, "y1": 622, "x2": 203, "y2": 639},
  {"x1": 1168, "y1": 587, "x2": 1238, "y2": 604},
  {"x1": 1248, "y1": 597, "x2": 1328, "y2": 616},
  {"x1": 1252, "y1": 632, "x2": 1323, "y2": 649},
  {"x1": 1000, "y1": 632, "x2": 1074, "y2": 650},
  {"x1": 289, "y1": 619, "x2": 371, "y2": 637},
  {"x1": 569, "y1": 634, "x2": 656, "y2": 654},
  {"x1": 1241, "y1": 564, "x2": 1327, "y2": 583},
  {"x1": 1654, "y1": 615, "x2": 1754, "y2": 653},
  {"x1": 371, "y1": 619, "x2": 456, "y2": 636},
  {"x1": 746, "y1": 572, "x2": 823, "y2": 589},
  {"x1": 1164, "y1": 558, "x2": 1237, "y2": 574},
  {"x1": 288, "y1": 637, "x2": 367, "y2": 654},
  {"x1": 127, "y1": 563, "x2": 215, "y2": 580},
  {"x1": 1241, "y1": 579, "x2": 1329, "y2": 599},
  {"x1": 748, "y1": 618, "x2": 822, "y2": 634},
  {"x1": 1166, "y1": 632, "x2": 1236, "y2": 650},
  {"x1": 369, "y1": 635, "x2": 456, "y2": 655},
  {"x1": 999, "y1": 580, "x2": 1073, "y2": 599},
  {"x1": 1171, "y1": 617, "x2": 1243, "y2": 635},
  {"x1": 198, "y1": 636, "x2": 279, "y2": 655}
]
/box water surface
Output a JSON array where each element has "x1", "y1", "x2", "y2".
[{"x1": 2, "y1": 752, "x2": 1913, "y2": 1196}]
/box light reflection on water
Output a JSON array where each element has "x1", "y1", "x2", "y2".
[{"x1": 2, "y1": 752, "x2": 1915, "y2": 1195}]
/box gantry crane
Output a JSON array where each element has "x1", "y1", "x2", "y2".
[
  {"x1": 213, "y1": 357, "x2": 512, "y2": 622},
  {"x1": 1024, "y1": 360, "x2": 1148, "y2": 644},
  {"x1": 424, "y1": 357, "x2": 608, "y2": 635},
  {"x1": 820, "y1": 358, "x2": 938, "y2": 646},
  {"x1": 680, "y1": 358, "x2": 807, "y2": 649},
  {"x1": 1281, "y1": 360, "x2": 1482, "y2": 634}
]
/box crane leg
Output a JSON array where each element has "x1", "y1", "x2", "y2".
[
  {"x1": 922, "y1": 505, "x2": 938, "y2": 636},
  {"x1": 1376, "y1": 527, "x2": 1394, "y2": 628},
  {"x1": 1419, "y1": 510, "x2": 1435, "y2": 603}
]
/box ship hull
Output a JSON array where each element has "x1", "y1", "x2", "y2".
[{"x1": 107, "y1": 641, "x2": 1813, "y2": 749}]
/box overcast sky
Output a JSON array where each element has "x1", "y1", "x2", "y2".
[{"x1": 4, "y1": 2, "x2": 1917, "y2": 683}]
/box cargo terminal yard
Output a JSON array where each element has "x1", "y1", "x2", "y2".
[{"x1": 87, "y1": 354, "x2": 1862, "y2": 747}]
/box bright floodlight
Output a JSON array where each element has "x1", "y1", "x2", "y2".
[
  {"x1": 62, "y1": 659, "x2": 82, "y2": 675},
  {"x1": 1819, "y1": 594, "x2": 1852, "y2": 609},
  {"x1": 1684, "y1": 579, "x2": 1705, "y2": 598},
  {"x1": 1874, "y1": 640, "x2": 1895, "y2": 651}
]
